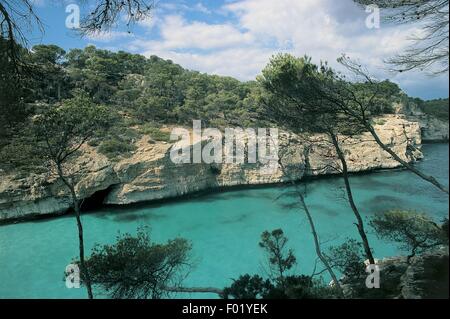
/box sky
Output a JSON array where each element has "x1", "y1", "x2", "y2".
[{"x1": 28, "y1": 0, "x2": 449, "y2": 100}]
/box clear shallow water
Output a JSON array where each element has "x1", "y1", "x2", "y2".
[{"x1": 0, "y1": 144, "x2": 448, "y2": 299}]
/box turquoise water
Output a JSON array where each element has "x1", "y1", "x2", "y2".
[{"x1": 0, "y1": 144, "x2": 448, "y2": 299}]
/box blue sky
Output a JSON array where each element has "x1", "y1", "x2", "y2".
[{"x1": 30, "y1": 0, "x2": 449, "y2": 100}]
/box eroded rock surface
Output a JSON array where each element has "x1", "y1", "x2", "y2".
[
  {"x1": 341, "y1": 246, "x2": 449, "y2": 299},
  {"x1": 0, "y1": 115, "x2": 425, "y2": 221}
]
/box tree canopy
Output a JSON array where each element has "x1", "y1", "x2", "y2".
[
  {"x1": 0, "y1": 0, "x2": 155, "y2": 74},
  {"x1": 76, "y1": 228, "x2": 192, "y2": 299},
  {"x1": 370, "y1": 210, "x2": 448, "y2": 259},
  {"x1": 0, "y1": 46, "x2": 445, "y2": 173}
]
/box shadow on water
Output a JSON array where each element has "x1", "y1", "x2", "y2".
[
  {"x1": 362, "y1": 195, "x2": 411, "y2": 214},
  {"x1": 92, "y1": 209, "x2": 168, "y2": 223},
  {"x1": 309, "y1": 204, "x2": 340, "y2": 218},
  {"x1": 352, "y1": 173, "x2": 409, "y2": 192},
  {"x1": 220, "y1": 213, "x2": 250, "y2": 224},
  {"x1": 274, "y1": 191, "x2": 340, "y2": 218},
  {"x1": 203, "y1": 189, "x2": 279, "y2": 202}
]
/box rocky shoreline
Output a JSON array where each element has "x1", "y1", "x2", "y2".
[
  {"x1": 0, "y1": 114, "x2": 447, "y2": 223},
  {"x1": 341, "y1": 246, "x2": 449, "y2": 299}
]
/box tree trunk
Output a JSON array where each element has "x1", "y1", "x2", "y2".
[
  {"x1": 72, "y1": 190, "x2": 94, "y2": 299},
  {"x1": 365, "y1": 124, "x2": 448, "y2": 195},
  {"x1": 407, "y1": 246, "x2": 418, "y2": 264},
  {"x1": 296, "y1": 190, "x2": 345, "y2": 298},
  {"x1": 330, "y1": 133, "x2": 376, "y2": 265},
  {"x1": 56, "y1": 164, "x2": 94, "y2": 299},
  {"x1": 277, "y1": 144, "x2": 345, "y2": 297}
]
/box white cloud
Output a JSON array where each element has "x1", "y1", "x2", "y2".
[
  {"x1": 223, "y1": 0, "x2": 418, "y2": 73},
  {"x1": 138, "y1": 17, "x2": 158, "y2": 29},
  {"x1": 141, "y1": 46, "x2": 277, "y2": 79},
  {"x1": 159, "y1": 2, "x2": 213, "y2": 14},
  {"x1": 193, "y1": 3, "x2": 212, "y2": 14},
  {"x1": 116, "y1": 0, "x2": 448, "y2": 97},
  {"x1": 146, "y1": 15, "x2": 254, "y2": 50},
  {"x1": 86, "y1": 31, "x2": 134, "y2": 42}
]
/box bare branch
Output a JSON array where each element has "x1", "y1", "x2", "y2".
[
  {"x1": 354, "y1": 0, "x2": 449, "y2": 74},
  {"x1": 78, "y1": 0, "x2": 156, "y2": 35}
]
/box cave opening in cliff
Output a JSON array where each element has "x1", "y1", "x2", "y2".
[{"x1": 79, "y1": 186, "x2": 115, "y2": 212}]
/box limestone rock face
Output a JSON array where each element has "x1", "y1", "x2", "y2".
[
  {"x1": 0, "y1": 149, "x2": 114, "y2": 220},
  {"x1": 341, "y1": 246, "x2": 449, "y2": 299},
  {"x1": 394, "y1": 100, "x2": 449, "y2": 142},
  {"x1": 0, "y1": 115, "x2": 424, "y2": 221},
  {"x1": 400, "y1": 246, "x2": 449, "y2": 299},
  {"x1": 410, "y1": 115, "x2": 449, "y2": 142}
]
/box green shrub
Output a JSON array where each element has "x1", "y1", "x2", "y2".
[
  {"x1": 222, "y1": 275, "x2": 274, "y2": 299},
  {"x1": 98, "y1": 138, "x2": 136, "y2": 159},
  {"x1": 325, "y1": 239, "x2": 367, "y2": 279},
  {"x1": 416, "y1": 98, "x2": 449, "y2": 121},
  {"x1": 139, "y1": 124, "x2": 171, "y2": 142},
  {"x1": 69, "y1": 227, "x2": 192, "y2": 299},
  {"x1": 87, "y1": 138, "x2": 101, "y2": 147},
  {"x1": 222, "y1": 274, "x2": 334, "y2": 299},
  {"x1": 370, "y1": 210, "x2": 447, "y2": 259},
  {"x1": 0, "y1": 138, "x2": 42, "y2": 171},
  {"x1": 123, "y1": 117, "x2": 143, "y2": 127},
  {"x1": 372, "y1": 118, "x2": 387, "y2": 126}
]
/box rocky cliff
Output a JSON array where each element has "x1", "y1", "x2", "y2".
[
  {"x1": 341, "y1": 246, "x2": 449, "y2": 299},
  {"x1": 394, "y1": 101, "x2": 449, "y2": 142},
  {"x1": 411, "y1": 115, "x2": 449, "y2": 142},
  {"x1": 0, "y1": 115, "x2": 424, "y2": 222}
]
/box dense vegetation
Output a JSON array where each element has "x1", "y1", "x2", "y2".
[
  {"x1": 0, "y1": 43, "x2": 265, "y2": 167},
  {"x1": 418, "y1": 98, "x2": 449, "y2": 121},
  {"x1": 1, "y1": 43, "x2": 260, "y2": 128},
  {"x1": 2, "y1": 42, "x2": 448, "y2": 172},
  {"x1": 1, "y1": 43, "x2": 447, "y2": 171}
]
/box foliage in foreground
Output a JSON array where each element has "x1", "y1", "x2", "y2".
[
  {"x1": 66, "y1": 220, "x2": 449, "y2": 299},
  {"x1": 325, "y1": 239, "x2": 367, "y2": 279},
  {"x1": 222, "y1": 229, "x2": 337, "y2": 299},
  {"x1": 370, "y1": 210, "x2": 448, "y2": 260},
  {"x1": 73, "y1": 228, "x2": 192, "y2": 299},
  {"x1": 222, "y1": 274, "x2": 334, "y2": 299}
]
